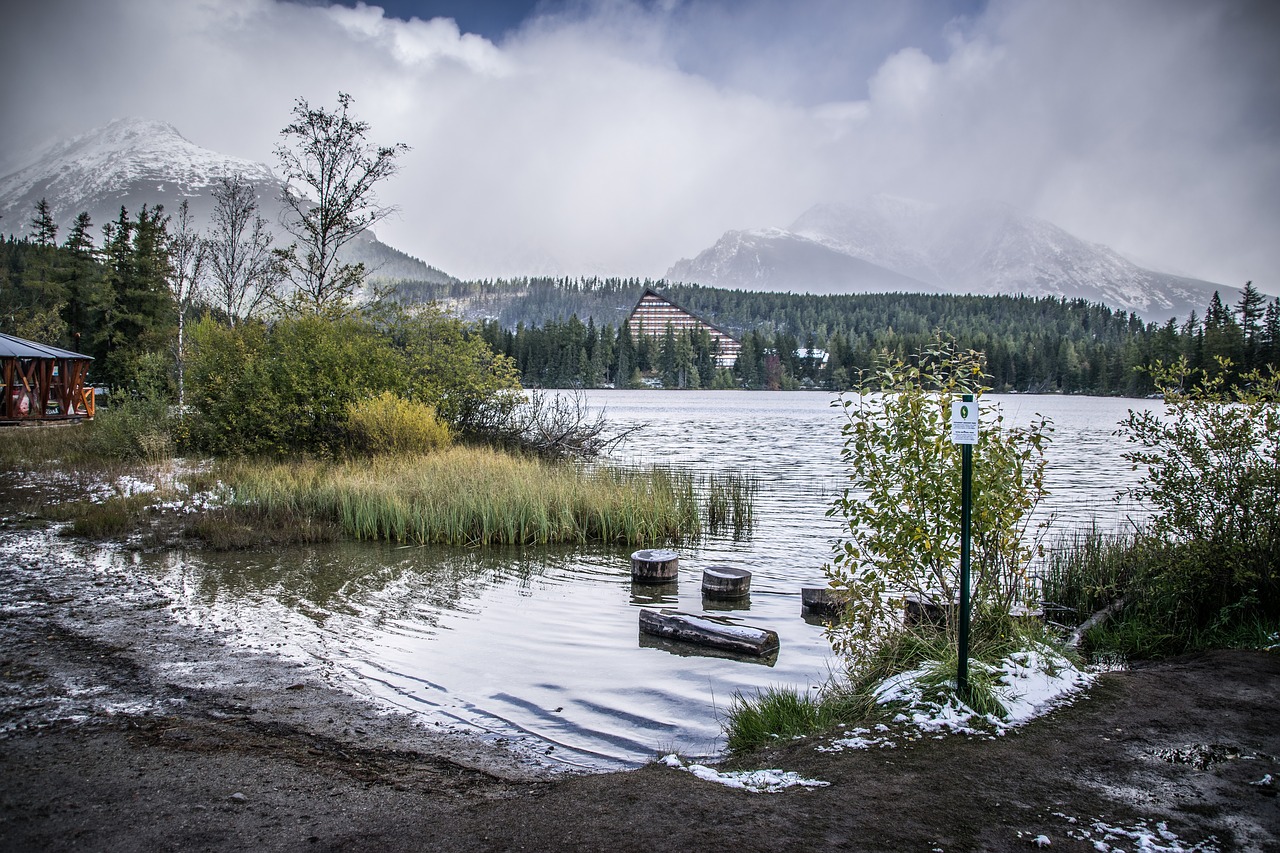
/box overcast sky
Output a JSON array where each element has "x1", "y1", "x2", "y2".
[{"x1": 2, "y1": 0, "x2": 1277, "y2": 287}]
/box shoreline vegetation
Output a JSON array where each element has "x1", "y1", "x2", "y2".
[
  {"x1": 0, "y1": 427, "x2": 757, "y2": 549},
  {"x1": 725, "y1": 347, "x2": 1279, "y2": 754}
]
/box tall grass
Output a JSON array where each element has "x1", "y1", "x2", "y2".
[
  {"x1": 703, "y1": 471, "x2": 757, "y2": 536},
  {"x1": 1039, "y1": 529, "x2": 1280, "y2": 657},
  {"x1": 216, "y1": 447, "x2": 753, "y2": 547}
]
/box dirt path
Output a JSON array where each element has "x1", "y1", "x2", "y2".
[{"x1": 1, "y1": 521, "x2": 1277, "y2": 850}]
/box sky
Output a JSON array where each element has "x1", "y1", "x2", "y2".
[{"x1": 1, "y1": 0, "x2": 1277, "y2": 287}]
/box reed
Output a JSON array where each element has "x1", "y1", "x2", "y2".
[{"x1": 216, "y1": 447, "x2": 754, "y2": 547}]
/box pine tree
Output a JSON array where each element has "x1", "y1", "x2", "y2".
[
  {"x1": 29, "y1": 198, "x2": 58, "y2": 247},
  {"x1": 59, "y1": 211, "x2": 107, "y2": 353},
  {"x1": 1236, "y1": 281, "x2": 1266, "y2": 370}
]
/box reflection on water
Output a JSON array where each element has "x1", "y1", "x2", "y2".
[{"x1": 133, "y1": 390, "x2": 1158, "y2": 771}]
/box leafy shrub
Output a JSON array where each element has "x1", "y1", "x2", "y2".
[
  {"x1": 823, "y1": 339, "x2": 1052, "y2": 675},
  {"x1": 345, "y1": 392, "x2": 451, "y2": 455},
  {"x1": 1117, "y1": 357, "x2": 1279, "y2": 625},
  {"x1": 85, "y1": 394, "x2": 174, "y2": 463},
  {"x1": 184, "y1": 314, "x2": 403, "y2": 456}
]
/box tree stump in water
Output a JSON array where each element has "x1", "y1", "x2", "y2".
[
  {"x1": 631, "y1": 549, "x2": 679, "y2": 582},
  {"x1": 903, "y1": 594, "x2": 951, "y2": 627},
  {"x1": 639, "y1": 609, "x2": 779, "y2": 657},
  {"x1": 701, "y1": 566, "x2": 751, "y2": 600},
  {"x1": 801, "y1": 587, "x2": 845, "y2": 618}
]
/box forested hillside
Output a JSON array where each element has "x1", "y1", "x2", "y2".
[{"x1": 447, "y1": 277, "x2": 1279, "y2": 396}]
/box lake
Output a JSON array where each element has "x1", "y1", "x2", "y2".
[{"x1": 122, "y1": 391, "x2": 1162, "y2": 771}]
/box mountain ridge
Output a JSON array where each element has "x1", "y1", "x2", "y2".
[{"x1": 667, "y1": 196, "x2": 1234, "y2": 321}]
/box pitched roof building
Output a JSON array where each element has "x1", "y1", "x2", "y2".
[
  {"x1": 1, "y1": 333, "x2": 96, "y2": 424},
  {"x1": 627, "y1": 288, "x2": 741, "y2": 368}
]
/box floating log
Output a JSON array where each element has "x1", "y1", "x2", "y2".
[
  {"x1": 701, "y1": 565, "x2": 751, "y2": 600},
  {"x1": 639, "y1": 609, "x2": 779, "y2": 657},
  {"x1": 631, "y1": 548, "x2": 679, "y2": 582},
  {"x1": 639, "y1": 632, "x2": 777, "y2": 666},
  {"x1": 800, "y1": 587, "x2": 845, "y2": 618}
]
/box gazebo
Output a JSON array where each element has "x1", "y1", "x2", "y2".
[{"x1": 1, "y1": 333, "x2": 96, "y2": 424}]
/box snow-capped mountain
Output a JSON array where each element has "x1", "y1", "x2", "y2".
[
  {"x1": 0, "y1": 118, "x2": 276, "y2": 233},
  {"x1": 0, "y1": 117, "x2": 452, "y2": 286},
  {"x1": 668, "y1": 196, "x2": 1231, "y2": 321}
]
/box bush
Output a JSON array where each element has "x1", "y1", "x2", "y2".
[
  {"x1": 184, "y1": 314, "x2": 404, "y2": 456},
  {"x1": 345, "y1": 392, "x2": 451, "y2": 455},
  {"x1": 85, "y1": 394, "x2": 174, "y2": 463},
  {"x1": 1116, "y1": 357, "x2": 1280, "y2": 636},
  {"x1": 823, "y1": 339, "x2": 1052, "y2": 675}
]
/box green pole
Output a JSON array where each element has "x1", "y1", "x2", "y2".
[{"x1": 957, "y1": 394, "x2": 973, "y2": 701}]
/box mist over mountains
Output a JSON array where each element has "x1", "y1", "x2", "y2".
[
  {"x1": 0, "y1": 118, "x2": 453, "y2": 287},
  {"x1": 0, "y1": 118, "x2": 1236, "y2": 323},
  {"x1": 667, "y1": 196, "x2": 1232, "y2": 322}
]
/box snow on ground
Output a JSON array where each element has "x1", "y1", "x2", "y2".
[
  {"x1": 659, "y1": 754, "x2": 829, "y2": 793},
  {"x1": 1049, "y1": 813, "x2": 1220, "y2": 852},
  {"x1": 821, "y1": 645, "x2": 1092, "y2": 752}
]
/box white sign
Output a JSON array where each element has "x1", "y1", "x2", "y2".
[{"x1": 951, "y1": 400, "x2": 979, "y2": 445}]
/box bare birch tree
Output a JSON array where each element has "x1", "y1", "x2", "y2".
[
  {"x1": 205, "y1": 174, "x2": 283, "y2": 325},
  {"x1": 168, "y1": 198, "x2": 204, "y2": 412},
  {"x1": 274, "y1": 92, "x2": 408, "y2": 313}
]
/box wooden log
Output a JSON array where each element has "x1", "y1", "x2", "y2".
[
  {"x1": 631, "y1": 548, "x2": 679, "y2": 582},
  {"x1": 800, "y1": 587, "x2": 845, "y2": 617},
  {"x1": 701, "y1": 565, "x2": 751, "y2": 599},
  {"x1": 639, "y1": 609, "x2": 779, "y2": 657}
]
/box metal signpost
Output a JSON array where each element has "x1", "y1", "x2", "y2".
[{"x1": 950, "y1": 394, "x2": 978, "y2": 699}]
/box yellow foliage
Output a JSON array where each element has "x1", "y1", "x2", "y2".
[{"x1": 346, "y1": 392, "x2": 452, "y2": 456}]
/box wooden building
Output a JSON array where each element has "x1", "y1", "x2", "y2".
[
  {"x1": 627, "y1": 288, "x2": 742, "y2": 368},
  {"x1": 1, "y1": 333, "x2": 96, "y2": 425}
]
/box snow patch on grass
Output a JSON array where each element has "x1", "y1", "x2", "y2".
[
  {"x1": 659, "y1": 754, "x2": 829, "y2": 793},
  {"x1": 822, "y1": 646, "x2": 1091, "y2": 751}
]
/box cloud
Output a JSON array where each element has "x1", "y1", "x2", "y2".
[{"x1": 1, "y1": 0, "x2": 1276, "y2": 289}]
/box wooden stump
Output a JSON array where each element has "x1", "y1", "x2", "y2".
[
  {"x1": 639, "y1": 610, "x2": 779, "y2": 657},
  {"x1": 631, "y1": 549, "x2": 679, "y2": 582},
  {"x1": 903, "y1": 594, "x2": 951, "y2": 627},
  {"x1": 800, "y1": 587, "x2": 844, "y2": 617},
  {"x1": 701, "y1": 565, "x2": 751, "y2": 600},
  {"x1": 702, "y1": 593, "x2": 751, "y2": 612},
  {"x1": 631, "y1": 581, "x2": 679, "y2": 606}
]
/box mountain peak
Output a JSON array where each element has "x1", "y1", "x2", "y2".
[{"x1": 0, "y1": 117, "x2": 275, "y2": 231}]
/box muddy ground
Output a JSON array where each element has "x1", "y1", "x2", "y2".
[{"x1": 1, "y1": 514, "x2": 1277, "y2": 851}]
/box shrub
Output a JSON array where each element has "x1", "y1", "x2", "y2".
[
  {"x1": 823, "y1": 339, "x2": 1052, "y2": 676},
  {"x1": 1116, "y1": 358, "x2": 1279, "y2": 636},
  {"x1": 345, "y1": 392, "x2": 452, "y2": 455},
  {"x1": 184, "y1": 314, "x2": 404, "y2": 455},
  {"x1": 85, "y1": 394, "x2": 174, "y2": 463}
]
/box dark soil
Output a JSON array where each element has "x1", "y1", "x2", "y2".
[{"x1": 1, "y1": 484, "x2": 1277, "y2": 851}]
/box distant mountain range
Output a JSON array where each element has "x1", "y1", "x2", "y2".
[
  {"x1": 667, "y1": 196, "x2": 1232, "y2": 322},
  {"x1": 0, "y1": 117, "x2": 454, "y2": 288}
]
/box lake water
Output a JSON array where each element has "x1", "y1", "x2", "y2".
[{"x1": 124, "y1": 391, "x2": 1161, "y2": 771}]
